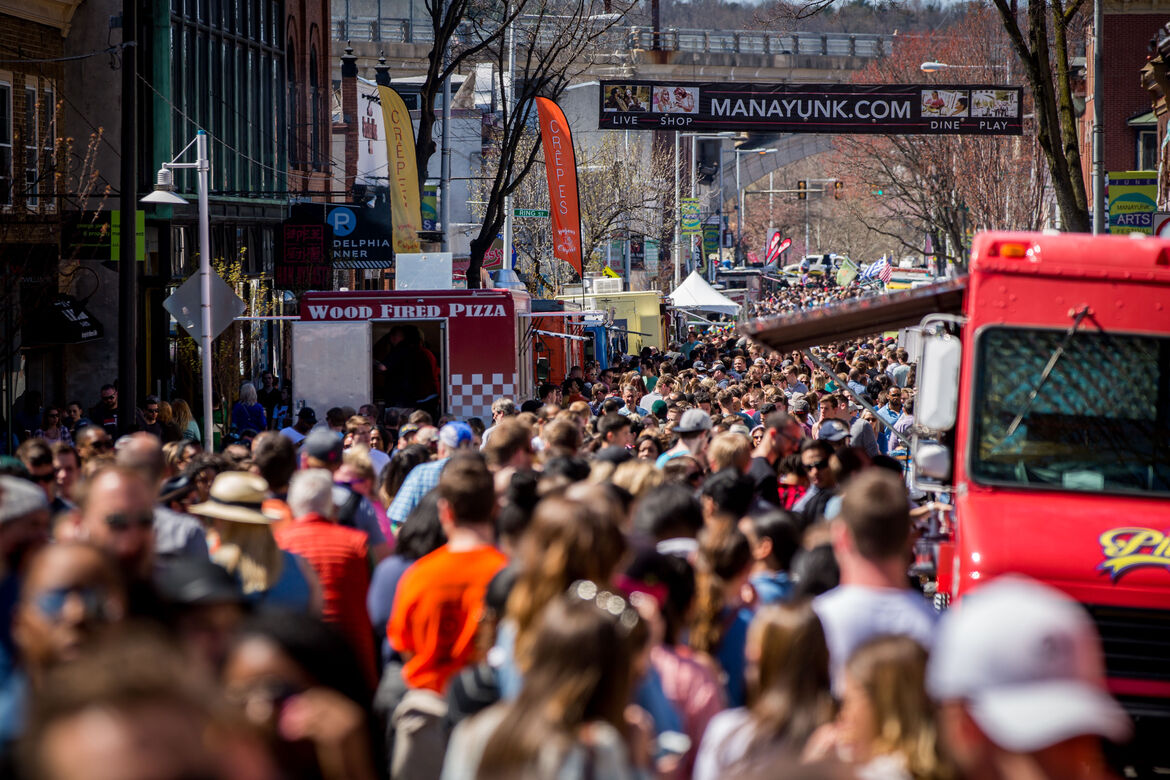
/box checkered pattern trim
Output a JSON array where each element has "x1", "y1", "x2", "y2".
[{"x1": 449, "y1": 373, "x2": 517, "y2": 420}]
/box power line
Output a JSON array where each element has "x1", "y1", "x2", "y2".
[{"x1": 0, "y1": 42, "x2": 134, "y2": 65}]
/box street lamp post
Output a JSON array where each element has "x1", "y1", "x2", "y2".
[
  {"x1": 678, "y1": 132, "x2": 735, "y2": 283},
  {"x1": 142, "y1": 130, "x2": 214, "y2": 451},
  {"x1": 919, "y1": 61, "x2": 1006, "y2": 73}
]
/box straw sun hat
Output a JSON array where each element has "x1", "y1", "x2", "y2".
[{"x1": 188, "y1": 472, "x2": 276, "y2": 524}]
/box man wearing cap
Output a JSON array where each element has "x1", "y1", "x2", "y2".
[
  {"x1": 299, "y1": 429, "x2": 389, "y2": 561},
  {"x1": 790, "y1": 398, "x2": 813, "y2": 437},
  {"x1": 387, "y1": 421, "x2": 475, "y2": 530},
  {"x1": 812, "y1": 469, "x2": 937, "y2": 689},
  {"x1": 927, "y1": 576, "x2": 1130, "y2": 780},
  {"x1": 279, "y1": 407, "x2": 317, "y2": 447},
  {"x1": 0, "y1": 475, "x2": 51, "y2": 658},
  {"x1": 656, "y1": 409, "x2": 713, "y2": 469}
]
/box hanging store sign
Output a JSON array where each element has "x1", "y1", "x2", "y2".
[{"x1": 598, "y1": 81, "x2": 1023, "y2": 135}]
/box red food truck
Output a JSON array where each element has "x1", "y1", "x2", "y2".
[
  {"x1": 745, "y1": 231, "x2": 1170, "y2": 763},
  {"x1": 291, "y1": 289, "x2": 535, "y2": 421},
  {"x1": 529, "y1": 299, "x2": 587, "y2": 387}
]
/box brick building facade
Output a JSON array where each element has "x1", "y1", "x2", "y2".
[
  {"x1": 0, "y1": 0, "x2": 82, "y2": 441},
  {"x1": 1081, "y1": 0, "x2": 1170, "y2": 195},
  {"x1": 287, "y1": 0, "x2": 333, "y2": 196}
]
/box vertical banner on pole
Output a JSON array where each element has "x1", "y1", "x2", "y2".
[
  {"x1": 534, "y1": 97, "x2": 583, "y2": 276},
  {"x1": 377, "y1": 85, "x2": 422, "y2": 253}
]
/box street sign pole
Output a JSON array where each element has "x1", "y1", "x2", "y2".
[{"x1": 196, "y1": 131, "x2": 213, "y2": 451}]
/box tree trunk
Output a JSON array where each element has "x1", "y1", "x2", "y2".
[{"x1": 415, "y1": 70, "x2": 440, "y2": 194}]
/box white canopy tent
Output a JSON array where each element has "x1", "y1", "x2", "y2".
[{"x1": 668, "y1": 270, "x2": 741, "y2": 317}]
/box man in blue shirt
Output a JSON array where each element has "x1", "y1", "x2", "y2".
[{"x1": 387, "y1": 421, "x2": 475, "y2": 528}]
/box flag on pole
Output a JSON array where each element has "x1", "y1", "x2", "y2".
[
  {"x1": 835, "y1": 256, "x2": 859, "y2": 287},
  {"x1": 377, "y1": 85, "x2": 422, "y2": 253},
  {"x1": 860, "y1": 258, "x2": 893, "y2": 284},
  {"x1": 534, "y1": 97, "x2": 584, "y2": 276}
]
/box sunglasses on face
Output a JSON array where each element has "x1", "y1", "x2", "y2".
[
  {"x1": 102, "y1": 395, "x2": 116, "y2": 402},
  {"x1": 104, "y1": 512, "x2": 154, "y2": 531},
  {"x1": 805, "y1": 459, "x2": 830, "y2": 471},
  {"x1": 30, "y1": 471, "x2": 56, "y2": 483},
  {"x1": 145, "y1": 407, "x2": 159, "y2": 415},
  {"x1": 88, "y1": 439, "x2": 114, "y2": 451},
  {"x1": 34, "y1": 585, "x2": 112, "y2": 621}
]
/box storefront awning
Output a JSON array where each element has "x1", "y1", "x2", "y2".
[
  {"x1": 21, "y1": 295, "x2": 105, "y2": 348},
  {"x1": 332, "y1": 260, "x2": 392, "y2": 269},
  {"x1": 1128, "y1": 110, "x2": 1157, "y2": 127},
  {"x1": 741, "y1": 277, "x2": 968, "y2": 353}
]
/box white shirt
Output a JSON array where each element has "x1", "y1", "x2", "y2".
[
  {"x1": 812, "y1": 585, "x2": 938, "y2": 692},
  {"x1": 694, "y1": 708, "x2": 753, "y2": 780},
  {"x1": 357, "y1": 446, "x2": 390, "y2": 479}
]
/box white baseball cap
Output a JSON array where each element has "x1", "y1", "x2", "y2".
[{"x1": 927, "y1": 576, "x2": 1131, "y2": 752}]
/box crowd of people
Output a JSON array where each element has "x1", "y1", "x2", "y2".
[{"x1": 0, "y1": 318, "x2": 1134, "y2": 780}]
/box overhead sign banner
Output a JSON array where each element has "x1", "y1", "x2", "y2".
[
  {"x1": 681, "y1": 198, "x2": 701, "y2": 236},
  {"x1": 535, "y1": 97, "x2": 584, "y2": 276},
  {"x1": 1107, "y1": 170, "x2": 1157, "y2": 235},
  {"x1": 377, "y1": 85, "x2": 422, "y2": 252},
  {"x1": 276, "y1": 219, "x2": 332, "y2": 290},
  {"x1": 598, "y1": 81, "x2": 1023, "y2": 135}
]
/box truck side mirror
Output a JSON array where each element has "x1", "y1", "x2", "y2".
[
  {"x1": 915, "y1": 442, "x2": 952, "y2": 481},
  {"x1": 917, "y1": 332, "x2": 961, "y2": 431}
]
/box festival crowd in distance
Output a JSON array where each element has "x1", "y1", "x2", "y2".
[{"x1": 0, "y1": 280, "x2": 1132, "y2": 780}]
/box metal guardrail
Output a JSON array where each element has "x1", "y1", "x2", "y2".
[
  {"x1": 625, "y1": 27, "x2": 893, "y2": 57},
  {"x1": 332, "y1": 17, "x2": 893, "y2": 59}
]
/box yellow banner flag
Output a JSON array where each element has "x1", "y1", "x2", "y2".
[
  {"x1": 602, "y1": 265, "x2": 620, "y2": 278},
  {"x1": 377, "y1": 85, "x2": 422, "y2": 253}
]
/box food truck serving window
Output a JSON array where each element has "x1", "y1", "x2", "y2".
[{"x1": 970, "y1": 327, "x2": 1170, "y2": 496}]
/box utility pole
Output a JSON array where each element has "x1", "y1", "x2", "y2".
[
  {"x1": 441, "y1": 47, "x2": 452, "y2": 252},
  {"x1": 1091, "y1": 0, "x2": 1104, "y2": 234},
  {"x1": 118, "y1": 0, "x2": 138, "y2": 434},
  {"x1": 673, "y1": 132, "x2": 680, "y2": 286}
]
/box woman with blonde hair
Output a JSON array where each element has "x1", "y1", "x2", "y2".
[
  {"x1": 190, "y1": 471, "x2": 319, "y2": 614},
  {"x1": 695, "y1": 602, "x2": 835, "y2": 779},
  {"x1": 611, "y1": 458, "x2": 664, "y2": 500},
  {"x1": 707, "y1": 431, "x2": 752, "y2": 473},
  {"x1": 805, "y1": 635, "x2": 952, "y2": 780},
  {"x1": 172, "y1": 398, "x2": 201, "y2": 442}
]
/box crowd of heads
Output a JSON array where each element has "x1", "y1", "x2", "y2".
[{"x1": 0, "y1": 302, "x2": 1133, "y2": 779}]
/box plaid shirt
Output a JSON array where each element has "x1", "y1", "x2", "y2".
[{"x1": 387, "y1": 457, "x2": 448, "y2": 529}]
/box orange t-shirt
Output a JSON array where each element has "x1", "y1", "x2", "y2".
[{"x1": 387, "y1": 544, "x2": 508, "y2": 693}]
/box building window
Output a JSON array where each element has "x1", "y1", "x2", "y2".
[
  {"x1": 171, "y1": 2, "x2": 284, "y2": 196},
  {"x1": 287, "y1": 39, "x2": 297, "y2": 167},
  {"x1": 309, "y1": 44, "x2": 320, "y2": 169},
  {"x1": 40, "y1": 86, "x2": 55, "y2": 212},
  {"x1": 25, "y1": 86, "x2": 37, "y2": 207},
  {"x1": 0, "y1": 83, "x2": 10, "y2": 206},
  {"x1": 1138, "y1": 129, "x2": 1158, "y2": 172}
]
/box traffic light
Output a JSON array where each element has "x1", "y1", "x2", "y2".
[
  {"x1": 834, "y1": 181, "x2": 843, "y2": 199},
  {"x1": 797, "y1": 180, "x2": 807, "y2": 200}
]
